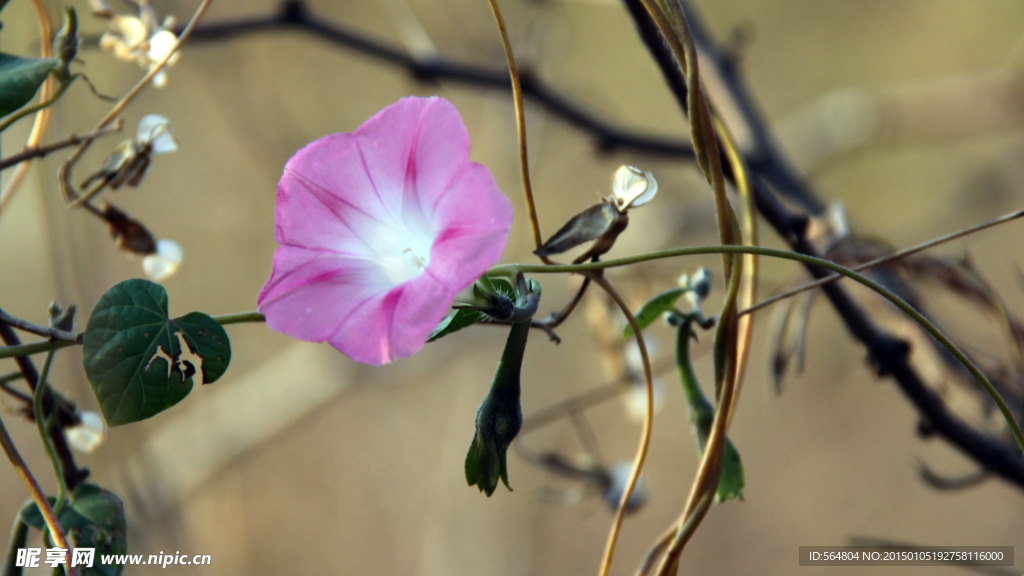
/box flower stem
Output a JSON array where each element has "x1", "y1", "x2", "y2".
[
  {"x1": 494, "y1": 244, "x2": 1024, "y2": 458},
  {"x1": 0, "y1": 340, "x2": 76, "y2": 360},
  {"x1": 0, "y1": 78, "x2": 70, "y2": 135},
  {"x1": 484, "y1": 0, "x2": 546, "y2": 256},
  {"x1": 33, "y1": 351, "x2": 68, "y2": 521},
  {"x1": 590, "y1": 273, "x2": 654, "y2": 576},
  {"x1": 2, "y1": 513, "x2": 29, "y2": 576},
  {"x1": 0, "y1": 312, "x2": 265, "y2": 360},
  {"x1": 739, "y1": 207, "x2": 1024, "y2": 317},
  {"x1": 211, "y1": 311, "x2": 266, "y2": 325},
  {"x1": 0, "y1": 413, "x2": 73, "y2": 574}
]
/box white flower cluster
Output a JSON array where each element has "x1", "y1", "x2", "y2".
[{"x1": 93, "y1": 0, "x2": 180, "y2": 87}]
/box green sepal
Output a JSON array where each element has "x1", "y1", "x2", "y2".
[
  {"x1": 429, "y1": 276, "x2": 521, "y2": 342},
  {"x1": 428, "y1": 309, "x2": 487, "y2": 342}
]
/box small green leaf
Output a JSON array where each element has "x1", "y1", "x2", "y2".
[
  {"x1": 476, "y1": 273, "x2": 496, "y2": 295},
  {"x1": 0, "y1": 53, "x2": 59, "y2": 119},
  {"x1": 428, "y1": 309, "x2": 487, "y2": 342},
  {"x1": 624, "y1": 287, "x2": 689, "y2": 337},
  {"x1": 716, "y1": 440, "x2": 745, "y2": 503},
  {"x1": 20, "y1": 484, "x2": 128, "y2": 576},
  {"x1": 82, "y1": 279, "x2": 231, "y2": 426}
]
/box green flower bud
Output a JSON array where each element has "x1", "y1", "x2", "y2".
[
  {"x1": 465, "y1": 319, "x2": 531, "y2": 496},
  {"x1": 53, "y1": 8, "x2": 79, "y2": 79}
]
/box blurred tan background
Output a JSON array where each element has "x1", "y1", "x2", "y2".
[{"x1": 2, "y1": 0, "x2": 1024, "y2": 574}]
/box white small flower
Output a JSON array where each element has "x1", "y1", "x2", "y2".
[
  {"x1": 611, "y1": 165, "x2": 658, "y2": 211},
  {"x1": 143, "y1": 239, "x2": 183, "y2": 281},
  {"x1": 66, "y1": 412, "x2": 106, "y2": 454},
  {"x1": 602, "y1": 461, "x2": 649, "y2": 513},
  {"x1": 147, "y1": 30, "x2": 179, "y2": 63},
  {"x1": 623, "y1": 338, "x2": 657, "y2": 375},
  {"x1": 136, "y1": 114, "x2": 178, "y2": 153},
  {"x1": 622, "y1": 377, "x2": 665, "y2": 422}
]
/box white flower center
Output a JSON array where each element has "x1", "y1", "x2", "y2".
[{"x1": 373, "y1": 223, "x2": 433, "y2": 286}]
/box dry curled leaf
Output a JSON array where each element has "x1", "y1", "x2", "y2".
[
  {"x1": 100, "y1": 203, "x2": 157, "y2": 255},
  {"x1": 534, "y1": 199, "x2": 628, "y2": 263}
]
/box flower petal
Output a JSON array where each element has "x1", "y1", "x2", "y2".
[
  {"x1": 354, "y1": 96, "x2": 470, "y2": 224},
  {"x1": 137, "y1": 114, "x2": 178, "y2": 152},
  {"x1": 427, "y1": 163, "x2": 513, "y2": 292},
  {"x1": 147, "y1": 30, "x2": 178, "y2": 62},
  {"x1": 261, "y1": 97, "x2": 513, "y2": 366},
  {"x1": 275, "y1": 142, "x2": 392, "y2": 258},
  {"x1": 326, "y1": 270, "x2": 452, "y2": 365},
  {"x1": 258, "y1": 246, "x2": 391, "y2": 343}
]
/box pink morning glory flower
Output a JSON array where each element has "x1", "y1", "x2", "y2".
[{"x1": 258, "y1": 96, "x2": 513, "y2": 365}]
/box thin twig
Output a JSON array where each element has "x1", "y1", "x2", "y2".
[
  {"x1": 590, "y1": 273, "x2": 654, "y2": 576},
  {"x1": 0, "y1": 308, "x2": 83, "y2": 343},
  {"x1": 0, "y1": 310, "x2": 265, "y2": 360},
  {"x1": 740, "y1": 208, "x2": 1024, "y2": 317},
  {"x1": 652, "y1": 491, "x2": 714, "y2": 576},
  {"x1": 714, "y1": 113, "x2": 758, "y2": 428},
  {"x1": 33, "y1": 351, "x2": 69, "y2": 524},
  {"x1": 634, "y1": 523, "x2": 676, "y2": 576},
  {"x1": 0, "y1": 380, "x2": 32, "y2": 405},
  {"x1": 0, "y1": 412, "x2": 75, "y2": 576},
  {"x1": 484, "y1": 0, "x2": 547, "y2": 258},
  {"x1": 531, "y1": 276, "x2": 592, "y2": 342},
  {"x1": 0, "y1": 371, "x2": 26, "y2": 385},
  {"x1": 0, "y1": 325, "x2": 85, "y2": 490},
  {"x1": 0, "y1": 122, "x2": 122, "y2": 171}
]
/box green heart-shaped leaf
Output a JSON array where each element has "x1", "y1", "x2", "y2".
[
  {"x1": 0, "y1": 53, "x2": 59, "y2": 119},
  {"x1": 20, "y1": 484, "x2": 127, "y2": 576},
  {"x1": 83, "y1": 279, "x2": 231, "y2": 426}
]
